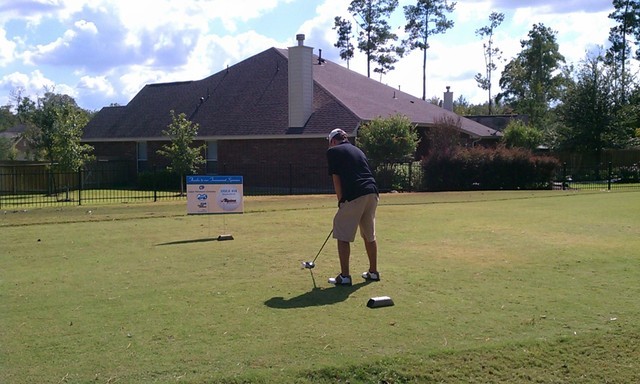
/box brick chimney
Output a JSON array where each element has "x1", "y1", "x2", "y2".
[
  {"x1": 288, "y1": 34, "x2": 314, "y2": 128},
  {"x1": 443, "y1": 86, "x2": 453, "y2": 111}
]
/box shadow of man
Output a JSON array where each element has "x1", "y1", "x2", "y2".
[{"x1": 264, "y1": 282, "x2": 371, "y2": 309}]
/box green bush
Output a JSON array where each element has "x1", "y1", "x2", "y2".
[
  {"x1": 422, "y1": 146, "x2": 560, "y2": 191},
  {"x1": 357, "y1": 114, "x2": 419, "y2": 166},
  {"x1": 618, "y1": 163, "x2": 640, "y2": 183},
  {"x1": 374, "y1": 162, "x2": 423, "y2": 192},
  {"x1": 502, "y1": 120, "x2": 543, "y2": 150}
]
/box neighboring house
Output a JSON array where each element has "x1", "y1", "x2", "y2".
[{"x1": 82, "y1": 34, "x2": 500, "y2": 190}]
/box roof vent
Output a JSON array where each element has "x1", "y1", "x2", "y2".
[
  {"x1": 318, "y1": 49, "x2": 326, "y2": 65},
  {"x1": 296, "y1": 34, "x2": 305, "y2": 46}
]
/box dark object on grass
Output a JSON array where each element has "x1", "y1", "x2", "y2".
[{"x1": 367, "y1": 296, "x2": 394, "y2": 308}]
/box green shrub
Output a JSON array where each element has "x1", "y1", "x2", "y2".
[
  {"x1": 357, "y1": 114, "x2": 419, "y2": 166},
  {"x1": 422, "y1": 146, "x2": 560, "y2": 191},
  {"x1": 374, "y1": 162, "x2": 423, "y2": 192},
  {"x1": 618, "y1": 163, "x2": 640, "y2": 183}
]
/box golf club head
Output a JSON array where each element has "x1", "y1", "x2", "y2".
[{"x1": 301, "y1": 261, "x2": 315, "y2": 269}]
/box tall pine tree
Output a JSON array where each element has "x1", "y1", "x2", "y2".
[
  {"x1": 474, "y1": 12, "x2": 505, "y2": 115},
  {"x1": 403, "y1": 0, "x2": 456, "y2": 101},
  {"x1": 606, "y1": 0, "x2": 640, "y2": 104},
  {"x1": 336, "y1": 0, "x2": 402, "y2": 79}
]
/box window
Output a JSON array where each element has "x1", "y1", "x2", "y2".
[
  {"x1": 206, "y1": 140, "x2": 218, "y2": 174},
  {"x1": 137, "y1": 141, "x2": 148, "y2": 172}
]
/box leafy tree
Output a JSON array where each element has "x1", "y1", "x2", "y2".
[
  {"x1": 356, "y1": 114, "x2": 419, "y2": 166},
  {"x1": 556, "y1": 55, "x2": 615, "y2": 155},
  {"x1": 624, "y1": 88, "x2": 640, "y2": 147},
  {"x1": 452, "y1": 95, "x2": 470, "y2": 115},
  {"x1": 0, "y1": 136, "x2": 13, "y2": 160},
  {"x1": 424, "y1": 115, "x2": 462, "y2": 159},
  {"x1": 502, "y1": 119, "x2": 542, "y2": 150},
  {"x1": 497, "y1": 23, "x2": 567, "y2": 129},
  {"x1": 606, "y1": 0, "x2": 640, "y2": 104},
  {"x1": 333, "y1": 16, "x2": 355, "y2": 69},
  {"x1": 403, "y1": 0, "x2": 456, "y2": 100},
  {"x1": 157, "y1": 110, "x2": 205, "y2": 195},
  {"x1": 0, "y1": 105, "x2": 17, "y2": 159},
  {"x1": 338, "y1": 0, "x2": 402, "y2": 79},
  {"x1": 453, "y1": 95, "x2": 511, "y2": 116},
  {"x1": 426, "y1": 95, "x2": 441, "y2": 106},
  {"x1": 16, "y1": 92, "x2": 94, "y2": 170},
  {"x1": 475, "y1": 12, "x2": 505, "y2": 115},
  {"x1": 1, "y1": 105, "x2": 17, "y2": 131}
]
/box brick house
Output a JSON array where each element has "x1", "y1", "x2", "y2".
[{"x1": 82, "y1": 34, "x2": 500, "y2": 191}]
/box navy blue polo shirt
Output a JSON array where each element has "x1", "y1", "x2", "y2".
[{"x1": 327, "y1": 141, "x2": 378, "y2": 202}]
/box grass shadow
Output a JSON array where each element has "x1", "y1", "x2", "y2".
[
  {"x1": 156, "y1": 237, "x2": 221, "y2": 246},
  {"x1": 264, "y1": 281, "x2": 371, "y2": 309}
]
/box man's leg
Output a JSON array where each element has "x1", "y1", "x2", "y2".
[
  {"x1": 337, "y1": 240, "x2": 350, "y2": 276},
  {"x1": 364, "y1": 239, "x2": 377, "y2": 273}
]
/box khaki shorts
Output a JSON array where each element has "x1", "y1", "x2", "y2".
[{"x1": 333, "y1": 193, "x2": 378, "y2": 242}]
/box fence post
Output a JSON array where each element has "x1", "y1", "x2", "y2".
[
  {"x1": 408, "y1": 161, "x2": 413, "y2": 192},
  {"x1": 562, "y1": 162, "x2": 567, "y2": 190},
  {"x1": 154, "y1": 169, "x2": 158, "y2": 202},
  {"x1": 608, "y1": 161, "x2": 612, "y2": 191},
  {"x1": 289, "y1": 163, "x2": 293, "y2": 195},
  {"x1": 78, "y1": 169, "x2": 82, "y2": 206}
]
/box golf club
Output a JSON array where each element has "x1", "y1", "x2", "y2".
[{"x1": 301, "y1": 229, "x2": 333, "y2": 269}]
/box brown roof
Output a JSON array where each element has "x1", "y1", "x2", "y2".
[
  {"x1": 83, "y1": 47, "x2": 499, "y2": 141},
  {"x1": 311, "y1": 54, "x2": 499, "y2": 138}
]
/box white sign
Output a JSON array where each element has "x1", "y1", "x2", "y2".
[{"x1": 186, "y1": 175, "x2": 244, "y2": 215}]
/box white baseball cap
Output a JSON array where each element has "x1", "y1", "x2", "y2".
[{"x1": 327, "y1": 128, "x2": 347, "y2": 141}]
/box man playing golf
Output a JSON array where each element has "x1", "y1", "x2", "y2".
[{"x1": 326, "y1": 128, "x2": 380, "y2": 286}]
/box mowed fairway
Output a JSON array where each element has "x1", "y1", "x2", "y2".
[{"x1": 1, "y1": 191, "x2": 639, "y2": 383}]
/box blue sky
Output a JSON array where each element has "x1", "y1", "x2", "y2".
[{"x1": 0, "y1": 0, "x2": 624, "y2": 112}]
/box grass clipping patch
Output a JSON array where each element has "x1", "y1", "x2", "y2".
[{"x1": 300, "y1": 330, "x2": 640, "y2": 384}]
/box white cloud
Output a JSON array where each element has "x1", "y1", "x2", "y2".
[
  {"x1": 77, "y1": 74, "x2": 114, "y2": 95},
  {"x1": 112, "y1": 30, "x2": 284, "y2": 106},
  {"x1": 0, "y1": 69, "x2": 53, "y2": 91},
  {"x1": 0, "y1": 69, "x2": 64, "y2": 106},
  {"x1": 191, "y1": 31, "x2": 283, "y2": 74},
  {"x1": 0, "y1": 28, "x2": 17, "y2": 66},
  {"x1": 75, "y1": 74, "x2": 116, "y2": 109},
  {"x1": 74, "y1": 19, "x2": 98, "y2": 34}
]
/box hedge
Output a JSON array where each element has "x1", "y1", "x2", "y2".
[{"x1": 422, "y1": 146, "x2": 561, "y2": 191}]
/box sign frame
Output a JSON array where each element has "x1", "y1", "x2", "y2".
[{"x1": 186, "y1": 175, "x2": 244, "y2": 215}]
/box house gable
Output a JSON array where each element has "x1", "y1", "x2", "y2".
[
  {"x1": 84, "y1": 42, "x2": 500, "y2": 142},
  {"x1": 83, "y1": 48, "x2": 361, "y2": 141}
]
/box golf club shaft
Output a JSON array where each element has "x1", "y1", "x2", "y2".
[{"x1": 311, "y1": 229, "x2": 333, "y2": 264}]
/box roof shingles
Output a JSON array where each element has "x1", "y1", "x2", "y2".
[{"x1": 83, "y1": 46, "x2": 498, "y2": 141}]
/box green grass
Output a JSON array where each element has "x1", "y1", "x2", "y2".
[{"x1": 2, "y1": 191, "x2": 639, "y2": 383}]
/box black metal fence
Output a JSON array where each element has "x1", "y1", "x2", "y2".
[
  {"x1": 0, "y1": 161, "x2": 336, "y2": 208},
  {"x1": 1, "y1": 157, "x2": 639, "y2": 208},
  {"x1": 557, "y1": 161, "x2": 640, "y2": 191}
]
